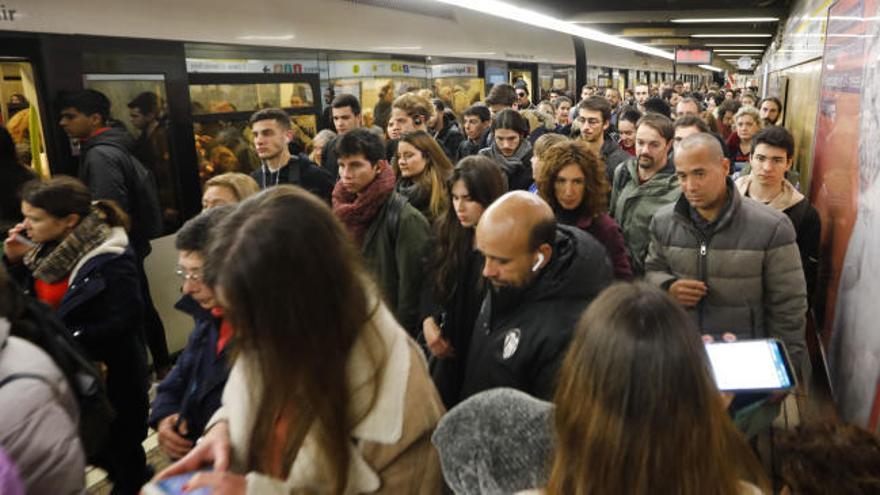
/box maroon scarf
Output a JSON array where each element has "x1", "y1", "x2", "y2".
[{"x1": 332, "y1": 162, "x2": 396, "y2": 247}]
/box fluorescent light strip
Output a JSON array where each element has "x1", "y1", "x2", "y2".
[
  {"x1": 691, "y1": 34, "x2": 773, "y2": 38},
  {"x1": 698, "y1": 64, "x2": 725, "y2": 72},
  {"x1": 433, "y1": 0, "x2": 674, "y2": 60},
  {"x1": 672, "y1": 17, "x2": 778, "y2": 23},
  {"x1": 704, "y1": 43, "x2": 767, "y2": 47}
]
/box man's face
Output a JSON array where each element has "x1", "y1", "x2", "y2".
[
  {"x1": 388, "y1": 108, "x2": 416, "y2": 139},
  {"x1": 128, "y1": 108, "x2": 153, "y2": 131},
  {"x1": 556, "y1": 101, "x2": 572, "y2": 125},
  {"x1": 760, "y1": 101, "x2": 780, "y2": 125},
  {"x1": 673, "y1": 83, "x2": 683, "y2": 94},
  {"x1": 635, "y1": 125, "x2": 671, "y2": 171},
  {"x1": 463, "y1": 115, "x2": 487, "y2": 141},
  {"x1": 515, "y1": 89, "x2": 530, "y2": 107},
  {"x1": 338, "y1": 153, "x2": 379, "y2": 195},
  {"x1": 673, "y1": 125, "x2": 702, "y2": 155},
  {"x1": 721, "y1": 111, "x2": 736, "y2": 128},
  {"x1": 725, "y1": 91, "x2": 735, "y2": 101},
  {"x1": 251, "y1": 119, "x2": 290, "y2": 161},
  {"x1": 675, "y1": 100, "x2": 700, "y2": 118},
  {"x1": 618, "y1": 120, "x2": 636, "y2": 149},
  {"x1": 59, "y1": 107, "x2": 99, "y2": 139},
  {"x1": 332, "y1": 106, "x2": 360, "y2": 135},
  {"x1": 604, "y1": 89, "x2": 620, "y2": 107},
  {"x1": 675, "y1": 144, "x2": 729, "y2": 212},
  {"x1": 476, "y1": 218, "x2": 539, "y2": 289},
  {"x1": 494, "y1": 128, "x2": 522, "y2": 157},
  {"x1": 669, "y1": 93, "x2": 682, "y2": 109},
  {"x1": 741, "y1": 96, "x2": 757, "y2": 107},
  {"x1": 177, "y1": 251, "x2": 217, "y2": 310},
  {"x1": 581, "y1": 86, "x2": 591, "y2": 100},
  {"x1": 683, "y1": 82, "x2": 692, "y2": 93},
  {"x1": 750, "y1": 143, "x2": 792, "y2": 188},
  {"x1": 635, "y1": 85, "x2": 650, "y2": 105},
  {"x1": 577, "y1": 108, "x2": 607, "y2": 143}
]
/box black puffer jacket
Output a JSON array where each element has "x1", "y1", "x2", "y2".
[
  {"x1": 459, "y1": 225, "x2": 613, "y2": 402},
  {"x1": 435, "y1": 112, "x2": 465, "y2": 162}
]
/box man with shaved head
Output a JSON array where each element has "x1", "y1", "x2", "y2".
[
  {"x1": 644, "y1": 133, "x2": 807, "y2": 376},
  {"x1": 458, "y1": 191, "x2": 613, "y2": 402}
]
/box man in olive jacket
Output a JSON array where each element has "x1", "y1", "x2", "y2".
[
  {"x1": 644, "y1": 133, "x2": 807, "y2": 373},
  {"x1": 609, "y1": 113, "x2": 680, "y2": 276},
  {"x1": 331, "y1": 129, "x2": 430, "y2": 337}
]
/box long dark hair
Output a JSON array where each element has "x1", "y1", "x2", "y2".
[
  {"x1": 20, "y1": 176, "x2": 129, "y2": 230},
  {"x1": 548, "y1": 283, "x2": 768, "y2": 495},
  {"x1": 204, "y1": 185, "x2": 385, "y2": 490},
  {"x1": 431, "y1": 156, "x2": 507, "y2": 302}
]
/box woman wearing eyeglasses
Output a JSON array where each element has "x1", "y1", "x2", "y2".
[{"x1": 2, "y1": 176, "x2": 151, "y2": 492}]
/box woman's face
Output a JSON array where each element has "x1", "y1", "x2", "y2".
[
  {"x1": 736, "y1": 115, "x2": 758, "y2": 141},
  {"x1": 554, "y1": 164, "x2": 586, "y2": 211},
  {"x1": 202, "y1": 185, "x2": 238, "y2": 210},
  {"x1": 396, "y1": 141, "x2": 428, "y2": 178},
  {"x1": 21, "y1": 201, "x2": 77, "y2": 243},
  {"x1": 451, "y1": 179, "x2": 485, "y2": 228}
]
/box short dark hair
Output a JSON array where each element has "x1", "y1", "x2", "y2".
[
  {"x1": 577, "y1": 96, "x2": 611, "y2": 123},
  {"x1": 554, "y1": 96, "x2": 573, "y2": 109},
  {"x1": 528, "y1": 217, "x2": 556, "y2": 251},
  {"x1": 463, "y1": 105, "x2": 491, "y2": 122},
  {"x1": 127, "y1": 91, "x2": 160, "y2": 116},
  {"x1": 619, "y1": 106, "x2": 643, "y2": 126},
  {"x1": 643, "y1": 97, "x2": 672, "y2": 119},
  {"x1": 717, "y1": 99, "x2": 741, "y2": 117},
  {"x1": 176, "y1": 205, "x2": 235, "y2": 253},
  {"x1": 752, "y1": 125, "x2": 794, "y2": 159},
  {"x1": 59, "y1": 89, "x2": 111, "y2": 122},
  {"x1": 332, "y1": 94, "x2": 361, "y2": 115},
  {"x1": 492, "y1": 109, "x2": 530, "y2": 137},
  {"x1": 674, "y1": 115, "x2": 709, "y2": 133},
  {"x1": 249, "y1": 108, "x2": 291, "y2": 129},
  {"x1": 336, "y1": 127, "x2": 384, "y2": 163},
  {"x1": 514, "y1": 80, "x2": 529, "y2": 94},
  {"x1": 431, "y1": 98, "x2": 446, "y2": 113},
  {"x1": 637, "y1": 113, "x2": 675, "y2": 142},
  {"x1": 486, "y1": 83, "x2": 517, "y2": 107}
]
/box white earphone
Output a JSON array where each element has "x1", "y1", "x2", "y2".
[{"x1": 531, "y1": 253, "x2": 545, "y2": 273}]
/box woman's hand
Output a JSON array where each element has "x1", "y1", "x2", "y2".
[
  {"x1": 423, "y1": 317, "x2": 455, "y2": 358},
  {"x1": 154, "y1": 420, "x2": 231, "y2": 480},
  {"x1": 3, "y1": 223, "x2": 33, "y2": 264},
  {"x1": 184, "y1": 471, "x2": 246, "y2": 495}
]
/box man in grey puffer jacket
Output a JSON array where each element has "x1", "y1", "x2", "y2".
[{"x1": 645, "y1": 133, "x2": 807, "y2": 373}]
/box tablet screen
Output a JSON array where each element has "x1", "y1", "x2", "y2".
[{"x1": 704, "y1": 340, "x2": 793, "y2": 391}]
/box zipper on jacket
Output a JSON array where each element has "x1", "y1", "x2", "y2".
[{"x1": 698, "y1": 237, "x2": 708, "y2": 331}]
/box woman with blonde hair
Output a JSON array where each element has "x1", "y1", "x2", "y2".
[
  {"x1": 548, "y1": 283, "x2": 768, "y2": 495},
  {"x1": 308, "y1": 129, "x2": 337, "y2": 167},
  {"x1": 394, "y1": 131, "x2": 454, "y2": 222},
  {"x1": 202, "y1": 172, "x2": 260, "y2": 209},
  {"x1": 726, "y1": 105, "x2": 762, "y2": 173}
]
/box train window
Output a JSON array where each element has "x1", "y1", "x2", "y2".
[
  {"x1": 1, "y1": 61, "x2": 48, "y2": 177},
  {"x1": 189, "y1": 82, "x2": 314, "y2": 114},
  {"x1": 332, "y1": 78, "x2": 427, "y2": 128},
  {"x1": 83, "y1": 74, "x2": 182, "y2": 232},
  {"x1": 432, "y1": 78, "x2": 484, "y2": 117}
]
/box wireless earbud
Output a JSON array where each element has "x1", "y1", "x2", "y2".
[
  {"x1": 413, "y1": 116, "x2": 423, "y2": 126},
  {"x1": 531, "y1": 253, "x2": 545, "y2": 273}
]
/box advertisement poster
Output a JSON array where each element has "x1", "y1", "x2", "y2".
[{"x1": 810, "y1": 0, "x2": 880, "y2": 429}]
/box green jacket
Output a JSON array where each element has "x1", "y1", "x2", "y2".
[
  {"x1": 609, "y1": 158, "x2": 680, "y2": 276},
  {"x1": 361, "y1": 192, "x2": 431, "y2": 336}
]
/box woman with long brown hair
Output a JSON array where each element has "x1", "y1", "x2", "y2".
[
  {"x1": 548, "y1": 283, "x2": 768, "y2": 495},
  {"x1": 393, "y1": 130, "x2": 453, "y2": 223},
  {"x1": 156, "y1": 185, "x2": 444, "y2": 494},
  {"x1": 538, "y1": 141, "x2": 632, "y2": 280}
]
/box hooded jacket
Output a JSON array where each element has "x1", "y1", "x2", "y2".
[
  {"x1": 600, "y1": 137, "x2": 632, "y2": 185},
  {"x1": 0, "y1": 318, "x2": 85, "y2": 495},
  {"x1": 459, "y1": 225, "x2": 614, "y2": 402},
  {"x1": 479, "y1": 140, "x2": 534, "y2": 191},
  {"x1": 644, "y1": 179, "x2": 807, "y2": 372},
  {"x1": 434, "y1": 112, "x2": 465, "y2": 162},
  {"x1": 609, "y1": 157, "x2": 681, "y2": 276}
]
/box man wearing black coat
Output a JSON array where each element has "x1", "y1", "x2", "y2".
[
  {"x1": 248, "y1": 108, "x2": 335, "y2": 202},
  {"x1": 459, "y1": 192, "x2": 614, "y2": 402}
]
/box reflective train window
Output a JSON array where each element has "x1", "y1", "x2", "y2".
[
  {"x1": 189, "y1": 82, "x2": 314, "y2": 113},
  {"x1": 83, "y1": 74, "x2": 181, "y2": 231},
  {"x1": 432, "y1": 77, "x2": 484, "y2": 117},
  {"x1": 1, "y1": 61, "x2": 49, "y2": 178}
]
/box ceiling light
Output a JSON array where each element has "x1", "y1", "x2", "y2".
[
  {"x1": 704, "y1": 43, "x2": 767, "y2": 47},
  {"x1": 672, "y1": 17, "x2": 778, "y2": 23},
  {"x1": 691, "y1": 34, "x2": 773, "y2": 38},
  {"x1": 698, "y1": 64, "x2": 725, "y2": 72},
  {"x1": 433, "y1": 0, "x2": 674, "y2": 60}
]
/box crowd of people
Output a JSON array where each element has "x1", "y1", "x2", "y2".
[{"x1": 0, "y1": 77, "x2": 878, "y2": 495}]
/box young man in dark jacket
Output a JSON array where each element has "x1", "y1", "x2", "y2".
[
  {"x1": 459, "y1": 192, "x2": 613, "y2": 402},
  {"x1": 249, "y1": 108, "x2": 335, "y2": 202},
  {"x1": 321, "y1": 93, "x2": 364, "y2": 179},
  {"x1": 331, "y1": 129, "x2": 430, "y2": 336},
  {"x1": 430, "y1": 98, "x2": 465, "y2": 162},
  {"x1": 149, "y1": 206, "x2": 234, "y2": 460},
  {"x1": 576, "y1": 96, "x2": 631, "y2": 184},
  {"x1": 457, "y1": 105, "x2": 492, "y2": 161}
]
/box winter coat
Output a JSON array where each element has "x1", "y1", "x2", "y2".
[
  {"x1": 204, "y1": 293, "x2": 445, "y2": 494},
  {"x1": 600, "y1": 138, "x2": 632, "y2": 185},
  {"x1": 644, "y1": 179, "x2": 808, "y2": 372},
  {"x1": 361, "y1": 192, "x2": 431, "y2": 337},
  {"x1": 609, "y1": 158, "x2": 681, "y2": 276},
  {"x1": 0, "y1": 318, "x2": 85, "y2": 495},
  {"x1": 148, "y1": 295, "x2": 231, "y2": 441},
  {"x1": 435, "y1": 113, "x2": 465, "y2": 162},
  {"x1": 459, "y1": 225, "x2": 614, "y2": 402},
  {"x1": 559, "y1": 210, "x2": 633, "y2": 280},
  {"x1": 250, "y1": 154, "x2": 335, "y2": 203},
  {"x1": 456, "y1": 128, "x2": 491, "y2": 162},
  {"x1": 0, "y1": 163, "x2": 35, "y2": 233},
  {"x1": 478, "y1": 141, "x2": 534, "y2": 191}
]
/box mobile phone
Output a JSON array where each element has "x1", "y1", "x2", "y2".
[
  {"x1": 141, "y1": 471, "x2": 212, "y2": 495},
  {"x1": 13, "y1": 233, "x2": 36, "y2": 248},
  {"x1": 704, "y1": 339, "x2": 797, "y2": 393}
]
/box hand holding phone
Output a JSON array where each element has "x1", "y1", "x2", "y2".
[{"x1": 3, "y1": 224, "x2": 35, "y2": 263}]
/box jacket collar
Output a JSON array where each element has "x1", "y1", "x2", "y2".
[
  {"x1": 735, "y1": 175, "x2": 804, "y2": 211},
  {"x1": 625, "y1": 154, "x2": 676, "y2": 183},
  {"x1": 674, "y1": 177, "x2": 740, "y2": 232},
  {"x1": 174, "y1": 294, "x2": 215, "y2": 321},
  {"x1": 68, "y1": 226, "x2": 129, "y2": 282}
]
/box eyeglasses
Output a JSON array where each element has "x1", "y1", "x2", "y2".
[
  {"x1": 516, "y1": 92, "x2": 527, "y2": 97},
  {"x1": 174, "y1": 267, "x2": 204, "y2": 284},
  {"x1": 575, "y1": 117, "x2": 603, "y2": 127}
]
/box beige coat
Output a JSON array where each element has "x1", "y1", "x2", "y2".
[{"x1": 207, "y1": 296, "x2": 445, "y2": 494}]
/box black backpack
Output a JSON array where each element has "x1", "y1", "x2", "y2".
[
  {"x1": 6, "y1": 287, "x2": 115, "y2": 462},
  {"x1": 94, "y1": 141, "x2": 164, "y2": 241}
]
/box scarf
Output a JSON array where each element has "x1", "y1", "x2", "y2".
[
  {"x1": 23, "y1": 209, "x2": 111, "y2": 284},
  {"x1": 332, "y1": 161, "x2": 396, "y2": 247},
  {"x1": 485, "y1": 139, "x2": 532, "y2": 177},
  {"x1": 736, "y1": 175, "x2": 804, "y2": 211},
  {"x1": 395, "y1": 177, "x2": 430, "y2": 216}
]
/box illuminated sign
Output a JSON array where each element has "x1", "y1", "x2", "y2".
[{"x1": 675, "y1": 49, "x2": 713, "y2": 65}]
